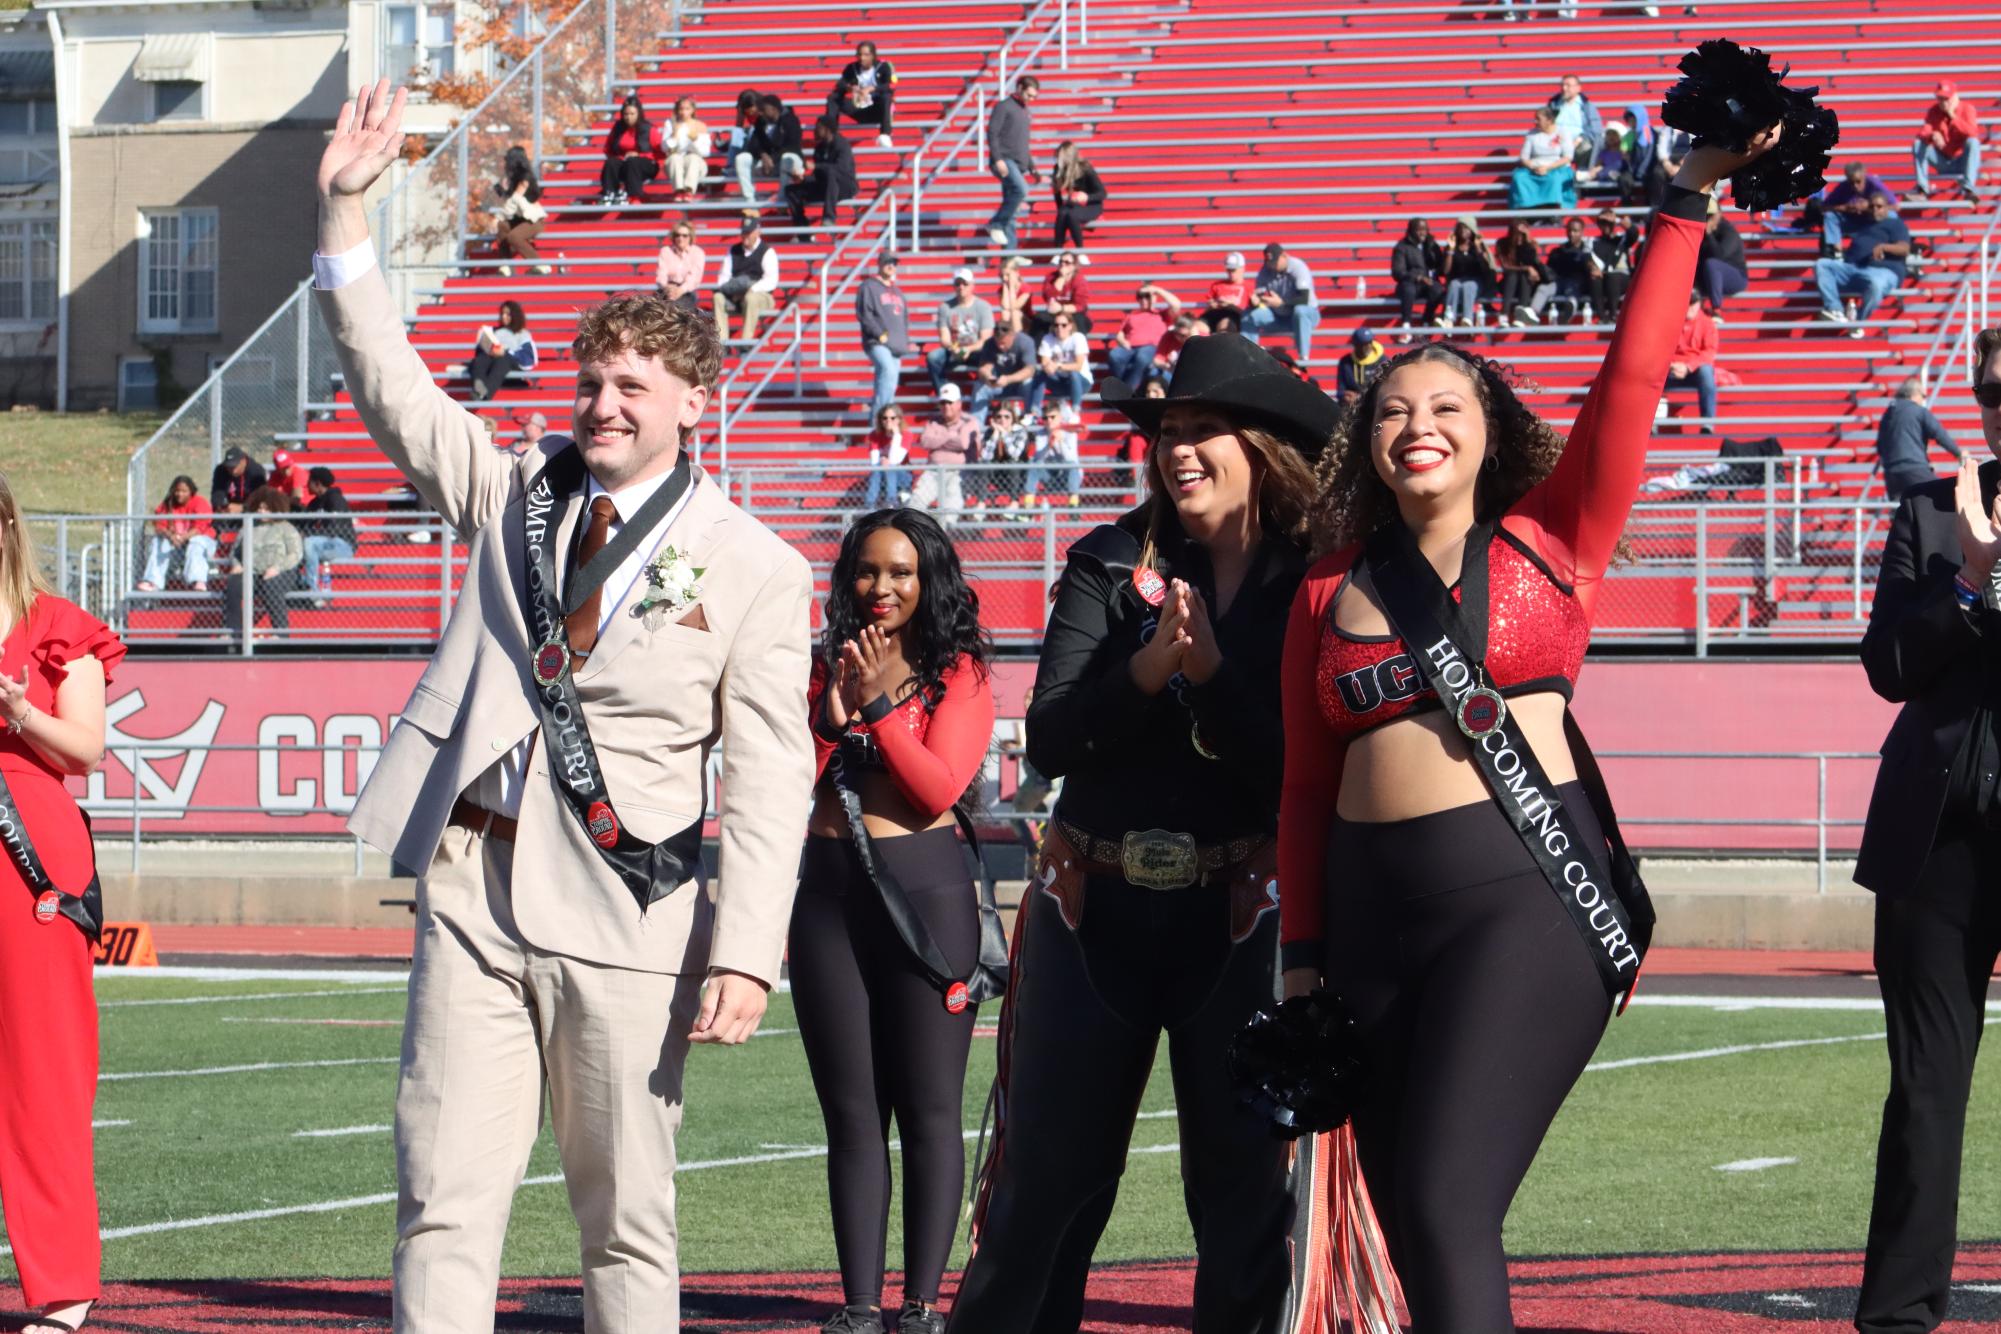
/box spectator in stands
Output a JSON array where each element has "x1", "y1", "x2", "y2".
[
  {"x1": 1442, "y1": 217, "x2": 1496, "y2": 327},
  {"x1": 1537, "y1": 215, "x2": 1593, "y2": 323},
  {"x1": 1153, "y1": 313, "x2": 1203, "y2": 378},
  {"x1": 856, "y1": 253, "x2": 909, "y2": 421},
  {"x1": 1040, "y1": 250, "x2": 1093, "y2": 334},
  {"x1": 661, "y1": 97, "x2": 712, "y2": 202},
  {"x1": 1511, "y1": 107, "x2": 1578, "y2": 213},
  {"x1": 1648, "y1": 126, "x2": 1691, "y2": 210},
  {"x1": 995, "y1": 253, "x2": 1035, "y2": 332},
  {"x1": 1874, "y1": 375, "x2": 1962, "y2": 500},
  {"x1": 1580, "y1": 124, "x2": 1635, "y2": 199},
  {"x1": 1050, "y1": 141, "x2": 1106, "y2": 252},
  {"x1": 267, "y1": 450, "x2": 311, "y2": 505},
  {"x1": 734, "y1": 93, "x2": 804, "y2": 202},
  {"x1": 1913, "y1": 79, "x2": 1982, "y2": 197},
  {"x1": 137, "y1": 474, "x2": 216, "y2": 592},
  {"x1": 467, "y1": 300, "x2": 536, "y2": 401},
  {"x1": 1204, "y1": 252, "x2": 1254, "y2": 334},
  {"x1": 982, "y1": 401, "x2": 1033, "y2": 507},
  {"x1": 911, "y1": 382, "x2": 978, "y2": 521},
  {"x1": 1495, "y1": 220, "x2": 1550, "y2": 326},
  {"x1": 1802, "y1": 160, "x2": 1897, "y2": 255},
  {"x1": 724, "y1": 88, "x2": 760, "y2": 157},
  {"x1": 301, "y1": 465, "x2": 356, "y2": 599},
  {"x1": 971, "y1": 311, "x2": 1036, "y2": 419},
  {"x1": 1028, "y1": 400, "x2": 1082, "y2": 506},
  {"x1": 492, "y1": 145, "x2": 547, "y2": 277},
  {"x1": 1587, "y1": 207, "x2": 1638, "y2": 321},
  {"x1": 1029, "y1": 312, "x2": 1091, "y2": 414},
  {"x1": 714, "y1": 216, "x2": 780, "y2": 342},
  {"x1": 1815, "y1": 192, "x2": 1911, "y2": 335},
  {"x1": 985, "y1": 76, "x2": 1039, "y2": 249},
  {"x1": 1547, "y1": 74, "x2": 1603, "y2": 169},
  {"x1": 510, "y1": 410, "x2": 548, "y2": 458},
  {"x1": 210, "y1": 446, "x2": 267, "y2": 514},
  {"x1": 826, "y1": 41, "x2": 897, "y2": 149},
  {"x1": 655, "y1": 221, "x2": 706, "y2": 310},
  {"x1": 598, "y1": 96, "x2": 658, "y2": 206},
  {"x1": 1699, "y1": 199, "x2": 1749, "y2": 321},
  {"x1": 1118, "y1": 378, "x2": 1169, "y2": 500},
  {"x1": 863, "y1": 404, "x2": 912, "y2": 508},
  {"x1": 1390, "y1": 219, "x2": 1446, "y2": 337},
  {"x1": 781, "y1": 115, "x2": 857, "y2": 239},
  {"x1": 1245, "y1": 240, "x2": 1320, "y2": 361},
  {"x1": 1335, "y1": 327, "x2": 1387, "y2": 405},
  {"x1": 222, "y1": 486, "x2": 303, "y2": 640},
  {"x1": 1662, "y1": 290, "x2": 1720, "y2": 433},
  {"x1": 1106, "y1": 282, "x2": 1180, "y2": 391},
  {"x1": 926, "y1": 268, "x2": 994, "y2": 391}
]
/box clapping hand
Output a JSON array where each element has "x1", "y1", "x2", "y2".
[
  {"x1": 1179, "y1": 583, "x2": 1223, "y2": 684},
  {"x1": 1129, "y1": 579, "x2": 1193, "y2": 695},
  {"x1": 1954, "y1": 455, "x2": 2001, "y2": 579},
  {"x1": 842, "y1": 625, "x2": 902, "y2": 710},
  {"x1": 0, "y1": 666, "x2": 30, "y2": 730}
]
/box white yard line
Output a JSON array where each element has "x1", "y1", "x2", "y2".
[
  {"x1": 93, "y1": 1119, "x2": 131, "y2": 1129},
  {"x1": 100, "y1": 987, "x2": 405, "y2": 1009},
  {"x1": 293, "y1": 1124, "x2": 393, "y2": 1139},
  {"x1": 1635, "y1": 994, "x2": 2001, "y2": 1014},
  {"x1": 1715, "y1": 1157, "x2": 1799, "y2": 1173},
  {"x1": 1586, "y1": 1031, "x2": 1887, "y2": 1072},
  {"x1": 101, "y1": 1057, "x2": 398, "y2": 1083},
  {"x1": 220, "y1": 1017, "x2": 402, "y2": 1028},
  {"x1": 98, "y1": 966, "x2": 410, "y2": 983}
]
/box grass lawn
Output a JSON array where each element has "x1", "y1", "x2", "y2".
[
  {"x1": 13, "y1": 972, "x2": 1999, "y2": 1289},
  {"x1": 0, "y1": 410, "x2": 162, "y2": 515}
]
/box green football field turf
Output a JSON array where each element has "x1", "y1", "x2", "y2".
[{"x1": 7, "y1": 972, "x2": 2001, "y2": 1285}]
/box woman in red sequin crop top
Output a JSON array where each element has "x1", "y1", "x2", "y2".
[
  {"x1": 794, "y1": 508, "x2": 993, "y2": 1333},
  {"x1": 1277, "y1": 138, "x2": 1777, "y2": 1333}
]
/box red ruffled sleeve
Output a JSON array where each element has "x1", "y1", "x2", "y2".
[
  {"x1": 31, "y1": 596, "x2": 126, "y2": 688},
  {"x1": 864, "y1": 656, "x2": 995, "y2": 820},
  {"x1": 1278, "y1": 554, "x2": 1353, "y2": 964}
]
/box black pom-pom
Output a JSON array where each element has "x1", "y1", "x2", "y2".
[
  {"x1": 1227, "y1": 988, "x2": 1368, "y2": 1139},
  {"x1": 1658, "y1": 38, "x2": 1842, "y2": 211}
]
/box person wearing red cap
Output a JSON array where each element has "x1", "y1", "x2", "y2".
[
  {"x1": 266, "y1": 450, "x2": 312, "y2": 505},
  {"x1": 1913, "y1": 80, "x2": 1982, "y2": 197}
]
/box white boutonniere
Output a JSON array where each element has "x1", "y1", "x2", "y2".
[{"x1": 633, "y1": 545, "x2": 706, "y2": 629}]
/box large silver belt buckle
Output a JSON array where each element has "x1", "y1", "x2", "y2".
[{"x1": 1121, "y1": 829, "x2": 1199, "y2": 890}]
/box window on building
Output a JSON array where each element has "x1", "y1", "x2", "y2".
[
  {"x1": 384, "y1": 4, "x2": 456, "y2": 81},
  {"x1": 138, "y1": 208, "x2": 218, "y2": 335},
  {"x1": 0, "y1": 219, "x2": 56, "y2": 323},
  {"x1": 119, "y1": 357, "x2": 159, "y2": 412},
  {"x1": 152, "y1": 80, "x2": 203, "y2": 122}
]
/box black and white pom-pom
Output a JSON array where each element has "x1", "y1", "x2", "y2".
[
  {"x1": 1227, "y1": 988, "x2": 1368, "y2": 1140},
  {"x1": 1659, "y1": 38, "x2": 1841, "y2": 211}
]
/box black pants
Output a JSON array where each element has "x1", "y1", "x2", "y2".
[
  {"x1": 1325, "y1": 788, "x2": 1610, "y2": 1334},
  {"x1": 223, "y1": 567, "x2": 301, "y2": 634},
  {"x1": 947, "y1": 862, "x2": 1289, "y2": 1333},
  {"x1": 1857, "y1": 820, "x2": 2001, "y2": 1334},
  {"x1": 1589, "y1": 271, "x2": 1630, "y2": 319},
  {"x1": 793, "y1": 830, "x2": 980, "y2": 1310},
  {"x1": 599, "y1": 153, "x2": 658, "y2": 197},
  {"x1": 830, "y1": 88, "x2": 894, "y2": 135},
  {"x1": 1397, "y1": 276, "x2": 1444, "y2": 325},
  {"x1": 784, "y1": 169, "x2": 849, "y2": 229},
  {"x1": 468, "y1": 348, "x2": 520, "y2": 399},
  {"x1": 1499, "y1": 269, "x2": 1542, "y2": 311},
  {"x1": 1052, "y1": 201, "x2": 1103, "y2": 251},
  {"x1": 1203, "y1": 303, "x2": 1243, "y2": 334}
]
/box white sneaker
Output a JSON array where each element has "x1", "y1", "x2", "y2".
[
  {"x1": 1815, "y1": 307, "x2": 1849, "y2": 324},
  {"x1": 1076, "y1": 252, "x2": 1091, "y2": 267},
  {"x1": 531, "y1": 264, "x2": 553, "y2": 276},
  {"x1": 987, "y1": 227, "x2": 1008, "y2": 247},
  {"x1": 876, "y1": 134, "x2": 893, "y2": 149},
  {"x1": 496, "y1": 264, "x2": 514, "y2": 277}
]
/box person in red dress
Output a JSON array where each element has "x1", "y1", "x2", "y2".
[{"x1": 0, "y1": 476, "x2": 124, "y2": 1334}]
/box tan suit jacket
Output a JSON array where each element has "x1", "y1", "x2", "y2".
[{"x1": 323, "y1": 266, "x2": 814, "y2": 985}]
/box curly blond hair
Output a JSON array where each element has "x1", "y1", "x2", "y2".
[
  {"x1": 572, "y1": 291, "x2": 723, "y2": 391},
  {"x1": 1308, "y1": 342, "x2": 1568, "y2": 558}
]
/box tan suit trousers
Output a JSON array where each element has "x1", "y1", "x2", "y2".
[{"x1": 392, "y1": 823, "x2": 704, "y2": 1334}]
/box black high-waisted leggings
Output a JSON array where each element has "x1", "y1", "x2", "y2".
[
  {"x1": 1323, "y1": 785, "x2": 1610, "y2": 1334},
  {"x1": 792, "y1": 829, "x2": 980, "y2": 1309}
]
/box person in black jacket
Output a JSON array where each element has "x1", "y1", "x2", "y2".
[
  {"x1": 210, "y1": 447, "x2": 267, "y2": 514},
  {"x1": 597, "y1": 96, "x2": 657, "y2": 205},
  {"x1": 734, "y1": 93, "x2": 804, "y2": 201},
  {"x1": 1389, "y1": 217, "x2": 1445, "y2": 337},
  {"x1": 1049, "y1": 140, "x2": 1105, "y2": 252},
  {"x1": 826, "y1": 41, "x2": 897, "y2": 147},
  {"x1": 782, "y1": 116, "x2": 858, "y2": 238},
  {"x1": 301, "y1": 466, "x2": 356, "y2": 598},
  {"x1": 947, "y1": 336, "x2": 1328, "y2": 1334},
  {"x1": 1854, "y1": 325, "x2": 2001, "y2": 1334},
  {"x1": 1698, "y1": 201, "x2": 1750, "y2": 318}
]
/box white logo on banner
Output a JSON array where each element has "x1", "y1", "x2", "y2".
[{"x1": 82, "y1": 690, "x2": 227, "y2": 820}]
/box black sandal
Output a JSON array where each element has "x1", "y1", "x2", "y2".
[{"x1": 24, "y1": 1301, "x2": 93, "y2": 1333}]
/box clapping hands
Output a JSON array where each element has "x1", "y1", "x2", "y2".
[
  {"x1": 1954, "y1": 455, "x2": 2001, "y2": 580},
  {"x1": 1128, "y1": 579, "x2": 1220, "y2": 695}
]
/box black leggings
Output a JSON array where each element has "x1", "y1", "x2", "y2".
[
  {"x1": 1396, "y1": 276, "x2": 1444, "y2": 325},
  {"x1": 1051, "y1": 201, "x2": 1103, "y2": 250},
  {"x1": 792, "y1": 829, "x2": 980, "y2": 1309},
  {"x1": 1323, "y1": 787, "x2": 1609, "y2": 1334},
  {"x1": 599, "y1": 153, "x2": 658, "y2": 196}
]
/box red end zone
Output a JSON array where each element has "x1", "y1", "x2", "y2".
[{"x1": 41, "y1": 1247, "x2": 2000, "y2": 1332}]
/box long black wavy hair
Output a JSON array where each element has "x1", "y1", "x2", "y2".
[{"x1": 821, "y1": 507, "x2": 992, "y2": 703}]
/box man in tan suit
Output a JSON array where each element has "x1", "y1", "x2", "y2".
[{"x1": 313, "y1": 83, "x2": 815, "y2": 1332}]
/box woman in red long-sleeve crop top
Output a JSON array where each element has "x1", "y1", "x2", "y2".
[
  {"x1": 794, "y1": 507, "x2": 994, "y2": 1334},
  {"x1": 1277, "y1": 136, "x2": 1777, "y2": 1333}
]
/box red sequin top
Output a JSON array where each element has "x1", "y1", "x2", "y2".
[
  {"x1": 1278, "y1": 208, "x2": 1707, "y2": 954},
  {"x1": 808, "y1": 654, "x2": 994, "y2": 820}
]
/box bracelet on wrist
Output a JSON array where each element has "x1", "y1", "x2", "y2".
[
  {"x1": 6, "y1": 703, "x2": 31, "y2": 736},
  {"x1": 1955, "y1": 572, "x2": 1983, "y2": 609}
]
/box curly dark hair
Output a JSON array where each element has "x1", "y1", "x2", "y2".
[
  {"x1": 1309, "y1": 341, "x2": 1568, "y2": 557},
  {"x1": 822, "y1": 508, "x2": 992, "y2": 702}
]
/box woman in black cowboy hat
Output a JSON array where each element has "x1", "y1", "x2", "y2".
[{"x1": 949, "y1": 336, "x2": 1329, "y2": 1334}]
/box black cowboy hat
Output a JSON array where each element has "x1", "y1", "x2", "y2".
[{"x1": 1097, "y1": 335, "x2": 1338, "y2": 461}]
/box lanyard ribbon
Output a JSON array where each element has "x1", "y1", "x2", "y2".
[
  {"x1": 1365, "y1": 521, "x2": 1653, "y2": 1011},
  {"x1": 520, "y1": 447, "x2": 701, "y2": 913},
  {"x1": 0, "y1": 766, "x2": 102, "y2": 940}
]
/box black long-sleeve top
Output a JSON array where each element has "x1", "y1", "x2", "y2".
[
  {"x1": 1055, "y1": 164, "x2": 1105, "y2": 208},
  {"x1": 1027, "y1": 506, "x2": 1308, "y2": 843},
  {"x1": 747, "y1": 108, "x2": 803, "y2": 160},
  {"x1": 1699, "y1": 215, "x2": 1747, "y2": 275},
  {"x1": 812, "y1": 129, "x2": 858, "y2": 201},
  {"x1": 1390, "y1": 236, "x2": 1444, "y2": 284}
]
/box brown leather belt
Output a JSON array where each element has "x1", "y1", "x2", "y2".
[
  {"x1": 1057, "y1": 818, "x2": 1267, "y2": 890},
  {"x1": 450, "y1": 796, "x2": 519, "y2": 843}
]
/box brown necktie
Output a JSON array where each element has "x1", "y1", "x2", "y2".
[{"x1": 566, "y1": 495, "x2": 618, "y2": 667}]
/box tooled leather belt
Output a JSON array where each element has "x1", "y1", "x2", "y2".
[{"x1": 1056, "y1": 818, "x2": 1268, "y2": 890}]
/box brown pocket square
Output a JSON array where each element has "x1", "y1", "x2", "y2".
[{"x1": 676, "y1": 605, "x2": 709, "y2": 632}]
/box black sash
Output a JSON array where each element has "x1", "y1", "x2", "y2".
[
  {"x1": 828, "y1": 745, "x2": 1008, "y2": 1012},
  {"x1": 0, "y1": 767, "x2": 102, "y2": 941},
  {"x1": 1365, "y1": 521, "x2": 1654, "y2": 1010},
  {"x1": 521, "y1": 446, "x2": 701, "y2": 913}
]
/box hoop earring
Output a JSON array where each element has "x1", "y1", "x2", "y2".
[{"x1": 1482, "y1": 454, "x2": 1499, "y2": 473}]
